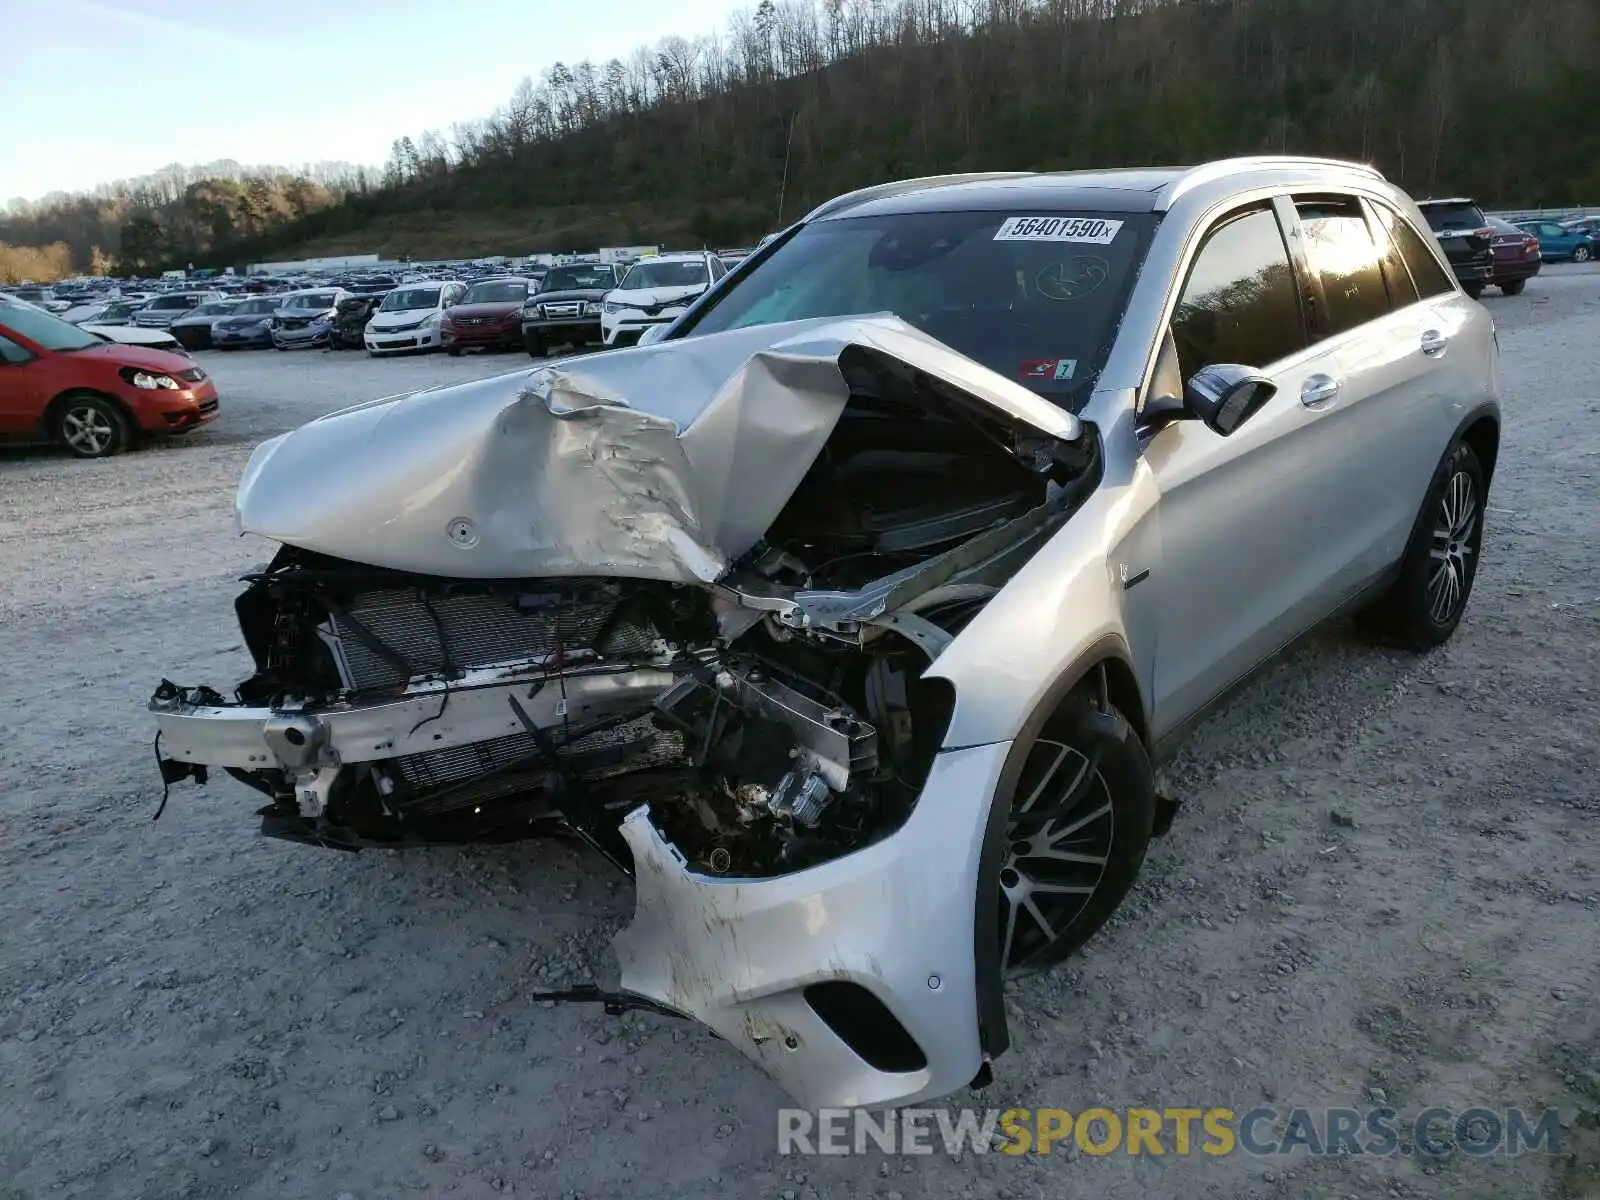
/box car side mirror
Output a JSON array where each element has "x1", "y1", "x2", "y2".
[{"x1": 1184, "y1": 365, "x2": 1277, "y2": 437}]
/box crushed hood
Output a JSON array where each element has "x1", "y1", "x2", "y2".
[{"x1": 234, "y1": 314, "x2": 1083, "y2": 584}]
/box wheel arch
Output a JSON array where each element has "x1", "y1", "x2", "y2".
[
  {"x1": 971, "y1": 634, "x2": 1149, "y2": 1065},
  {"x1": 1458, "y1": 409, "x2": 1500, "y2": 486},
  {"x1": 43, "y1": 387, "x2": 136, "y2": 437}
]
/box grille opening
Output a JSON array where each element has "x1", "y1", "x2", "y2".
[{"x1": 803, "y1": 981, "x2": 928, "y2": 1073}]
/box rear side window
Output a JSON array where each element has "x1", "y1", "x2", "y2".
[
  {"x1": 1362, "y1": 200, "x2": 1418, "y2": 309},
  {"x1": 1171, "y1": 207, "x2": 1305, "y2": 378},
  {"x1": 1295, "y1": 197, "x2": 1389, "y2": 338},
  {"x1": 1375, "y1": 204, "x2": 1455, "y2": 299}
]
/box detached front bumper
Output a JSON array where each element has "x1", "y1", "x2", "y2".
[
  {"x1": 149, "y1": 665, "x2": 1008, "y2": 1110},
  {"x1": 617, "y1": 739, "x2": 1007, "y2": 1110}
]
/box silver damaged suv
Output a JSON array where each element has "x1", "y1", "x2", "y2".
[{"x1": 148, "y1": 158, "x2": 1499, "y2": 1110}]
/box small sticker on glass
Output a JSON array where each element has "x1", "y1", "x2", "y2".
[
  {"x1": 994, "y1": 216, "x2": 1123, "y2": 244},
  {"x1": 1020, "y1": 358, "x2": 1077, "y2": 382}
]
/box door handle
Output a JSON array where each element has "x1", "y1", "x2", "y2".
[
  {"x1": 1420, "y1": 329, "x2": 1449, "y2": 357},
  {"x1": 1300, "y1": 374, "x2": 1340, "y2": 408}
]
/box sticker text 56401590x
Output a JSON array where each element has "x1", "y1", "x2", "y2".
[{"x1": 994, "y1": 217, "x2": 1123, "y2": 244}]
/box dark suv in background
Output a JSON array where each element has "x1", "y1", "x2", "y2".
[{"x1": 1417, "y1": 199, "x2": 1495, "y2": 299}]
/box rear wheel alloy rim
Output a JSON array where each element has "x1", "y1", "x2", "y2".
[
  {"x1": 1000, "y1": 739, "x2": 1115, "y2": 972},
  {"x1": 62, "y1": 406, "x2": 114, "y2": 455},
  {"x1": 1428, "y1": 469, "x2": 1477, "y2": 624}
]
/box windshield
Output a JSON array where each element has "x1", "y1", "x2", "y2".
[
  {"x1": 151, "y1": 295, "x2": 197, "y2": 310},
  {"x1": 284, "y1": 293, "x2": 336, "y2": 310},
  {"x1": 380, "y1": 287, "x2": 442, "y2": 311},
  {"x1": 462, "y1": 280, "x2": 528, "y2": 305},
  {"x1": 189, "y1": 303, "x2": 233, "y2": 317},
  {"x1": 99, "y1": 301, "x2": 140, "y2": 320},
  {"x1": 1421, "y1": 204, "x2": 1485, "y2": 232},
  {"x1": 539, "y1": 266, "x2": 614, "y2": 292},
  {"x1": 0, "y1": 297, "x2": 104, "y2": 351},
  {"x1": 619, "y1": 261, "x2": 707, "y2": 290},
  {"x1": 681, "y1": 209, "x2": 1155, "y2": 407},
  {"x1": 232, "y1": 298, "x2": 278, "y2": 315}
]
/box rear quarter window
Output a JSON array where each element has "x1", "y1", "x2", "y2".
[{"x1": 1376, "y1": 205, "x2": 1456, "y2": 299}]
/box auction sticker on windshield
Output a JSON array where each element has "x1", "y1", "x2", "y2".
[{"x1": 994, "y1": 216, "x2": 1123, "y2": 244}]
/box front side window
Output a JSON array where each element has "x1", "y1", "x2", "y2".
[
  {"x1": 1375, "y1": 204, "x2": 1455, "y2": 299},
  {"x1": 1295, "y1": 197, "x2": 1390, "y2": 338},
  {"x1": 681, "y1": 208, "x2": 1156, "y2": 407},
  {"x1": 0, "y1": 333, "x2": 33, "y2": 364},
  {"x1": 1170, "y1": 207, "x2": 1305, "y2": 379}
]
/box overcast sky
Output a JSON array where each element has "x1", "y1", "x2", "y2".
[{"x1": 1, "y1": 0, "x2": 739, "y2": 202}]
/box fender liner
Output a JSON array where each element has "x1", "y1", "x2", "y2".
[{"x1": 971, "y1": 632, "x2": 1145, "y2": 1063}]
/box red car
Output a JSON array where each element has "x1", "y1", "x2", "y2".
[
  {"x1": 441, "y1": 277, "x2": 533, "y2": 355},
  {"x1": 1486, "y1": 216, "x2": 1542, "y2": 296},
  {"x1": 0, "y1": 298, "x2": 219, "y2": 458}
]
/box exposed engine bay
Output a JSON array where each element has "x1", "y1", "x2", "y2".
[
  {"x1": 156, "y1": 335, "x2": 1099, "y2": 878},
  {"x1": 146, "y1": 315, "x2": 1105, "y2": 1108}
]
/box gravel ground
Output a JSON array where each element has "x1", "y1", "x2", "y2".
[{"x1": 2, "y1": 277, "x2": 1598, "y2": 1200}]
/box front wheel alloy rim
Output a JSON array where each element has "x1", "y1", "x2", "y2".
[
  {"x1": 1000, "y1": 738, "x2": 1115, "y2": 972},
  {"x1": 1428, "y1": 469, "x2": 1478, "y2": 623},
  {"x1": 62, "y1": 405, "x2": 115, "y2": 455}
]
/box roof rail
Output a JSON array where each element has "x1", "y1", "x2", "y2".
[
  {"x1": 1156, "y1": 156, "x2": 1385, "y2": 211},
  {"x1": 803, "y1": 172, "x2": 1036, "y2": 222}
]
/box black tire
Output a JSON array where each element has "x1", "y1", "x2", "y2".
[
  {"x1": 1574, "y1": 245, "x2": 1593, "y2": 263},
  {"x1": 54, "y1": 392, "x2": 132, "y2": 459},
  {"x1": 997, "y1": 689, "x2": 1155, "y2": 977},
  {"x1": 1462, "y1": 281, "x2": 1486, "y2": 300},
  {"x1": 1360, "y1": 440, "x2": 1486, "y2": 650},
  {"x1": 524, "y1": 332, "x2": 547, "y2": 358},
  {"x1": 1499, "y1": 279, "x2": 1526, "y2": 296},
  {"x1": 446, "y1": 346, "x2": 462, "y2": 357}
]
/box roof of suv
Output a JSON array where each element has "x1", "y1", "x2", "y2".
[{"x1": 808, "y1": 158, "x2": 1387, "y2": 223}]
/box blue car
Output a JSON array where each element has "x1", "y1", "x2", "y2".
[
  {"x1": 211, "y1": 295, "x2": 285, "y2": 349},
  {"x1": 1514, "y1": 219, "x2": 1595, "y2": 263}
]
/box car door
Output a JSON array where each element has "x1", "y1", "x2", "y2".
[
  {"x1": 0, "y1": 332, "x2": 46, "y2": 434},
  {"x1": 1280, "y1": 194, "x2": 1459, "y2": 584},
  {"x1": 1141, "y1": 200, "x2": 1353, "y2": 736}
]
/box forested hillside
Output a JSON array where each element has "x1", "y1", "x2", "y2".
[{"x1": 5, "y1": 0, "x2": 1597, "y2": 276}]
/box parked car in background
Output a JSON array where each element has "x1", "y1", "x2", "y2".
[
  {"x1": 1560, "y1": 215, "x2": 1600, "y2": 241},
  {"x1": 519, "y1": 262, "x2": 619, "y2": 356},
  {"x1": 364, "y1": 281, "x2": 465, "y2": 356},
  {"x1": 134, "y1": 290, "x2": 224, "y2": 329},
  {"x1": 169, "y1": 300, "x2": 240, "y2": 351},
  {"x1": 344, "y1": 275, "x2": 400, "y2": 299},
  {"x1": 441, "y1": 277, "x2": 533, "y2": 355},
  {"x1": 600, "y1": 251, "x2": 726, "y2": 346},
  {"x1": 1485, "y1": 217, "x2": 1542, "y2": 295},
  {"x1": 1514, "y1": 218, "x2": 1595, "y2": 263},
  {"x1": 80, "y1": 323, "x2": 191, "y2": 357},
  {"x1": 1417, "y1": 199, "x2": 1495, "y2": 298},
  {"x1": 82, "y1": 298, "x2": 151, "y2": 327},
  {"x1": 270, "y1": 289, "x2": 346, "y2": 350},
  {"x1": 0, "y1": 295, "x2": 218, "y2": 458},
  {"x1": 212, "y1": 297, "x2": 282, "y2": 350}
]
